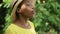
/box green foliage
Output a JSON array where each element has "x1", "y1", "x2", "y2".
[
  {"x1": 31, "y1": 0, "x2": 60, "y2": 34},
  {"x1": 3, "y1": 0, "x2": 10, "y2": 8}
]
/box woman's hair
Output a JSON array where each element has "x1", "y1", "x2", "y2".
[{"x1": 15, "y1": 0, "x2": 24, "y2": 19}]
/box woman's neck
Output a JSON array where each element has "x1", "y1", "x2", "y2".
[
  {"x1": 13, "y1": 14, "x2": 31, "y2": 29},
  {"x1": 15, "y1": 14, "x2": 29, "y2": 24}
]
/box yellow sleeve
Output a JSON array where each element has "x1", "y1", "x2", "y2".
[{"x1": 4, "y1": 28, "x2": 15, "y2": 34}]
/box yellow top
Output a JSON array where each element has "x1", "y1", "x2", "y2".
[{"x1": 4, "y1": 21, "x2": 36, "y2": 34}]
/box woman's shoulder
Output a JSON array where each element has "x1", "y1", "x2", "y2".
[
  {"x1": 4, "y1": 24, "x2": 15, "y2": 34},
  {"x1": 28, "y1": 21, "x2": 33, "y2": 24},
  {"x1": 5, "y1": 24, "x2": 14, "y2": 31},
  {"x1": 28, "y1": 21, "x2": 35, "y2": 28}
]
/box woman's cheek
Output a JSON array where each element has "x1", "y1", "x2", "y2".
[{"x1": 21, "y1": 5, "x2": 26, "y2": 11}]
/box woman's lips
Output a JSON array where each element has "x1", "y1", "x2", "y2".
[{"x1": 32, "y1": 11, "x2": 34, "y2": 14}]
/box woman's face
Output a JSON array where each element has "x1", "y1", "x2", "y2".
[{"x1": 17, "y1": 0, "x2": 34, "y2": 18}]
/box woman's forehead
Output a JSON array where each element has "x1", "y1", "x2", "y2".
[
  {"x1": 21, "y1": 0, "x2": 33, "y2": 6},
  {"x1": 24, "y1": 0, "x2": 30, "y2": 1},
  {"x1": 23, "y1": 0, "x2": 32, "y2": 3}
]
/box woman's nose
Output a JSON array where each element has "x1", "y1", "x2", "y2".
[
  {"x1": 31, "y1": 7, "x2": 34, "y2": 10},
  {"x1": 30, "y1": 5, "x2": 34, "y2": 9},
  {"x1": 31, "y1": 6, "x2": 34, "y2": 9},
  {"x1": 32, "y1": 7, "x2": 34, "y2": 9}
]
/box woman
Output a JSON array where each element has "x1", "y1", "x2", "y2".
[{"x1": 4, "y1": 0, "x2": 36, "y2": 34}]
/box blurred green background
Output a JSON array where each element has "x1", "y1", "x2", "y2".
[{"x1": 0, "y1": 0, "x2": 60, "y2": 34}]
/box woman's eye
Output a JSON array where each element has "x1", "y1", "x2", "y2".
[{"x1": 26, "y1": 3, "x2": 30, "y2": 6}]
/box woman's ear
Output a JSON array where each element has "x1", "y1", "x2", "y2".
[
  {"x1": 17, "y1": 4, "x2": 25, "y2": 14},
  {"x1": 17, "y1": 8, "x2": 22, "y2": 14}
]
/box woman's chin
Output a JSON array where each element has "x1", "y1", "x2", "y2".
[{"x1": 29, "y1": 15, "x2": 34, "y2": 18}]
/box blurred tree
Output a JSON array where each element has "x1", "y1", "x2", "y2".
[
  {"x1": 0, "y1": 0, "x2": 2, "y2": 3},
  {"x1": 33, "y1": 0, "x2": 60, "y2": 34},
  {"x1": 0, "y1": 0, "x2": 10, "y2": 34},
  {"x1": 0, "y1": 3, "x2": 7, "y2": 34}
]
